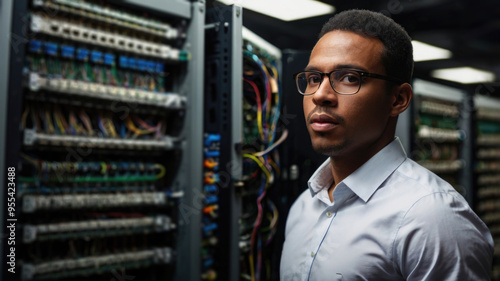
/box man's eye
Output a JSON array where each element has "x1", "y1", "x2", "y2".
[
  {"x1": 307, "y1": 75, "x2": 321, "y2": 84},
  {"x1": 337, "y1": 72, "x2": 360, "y2": 84}
]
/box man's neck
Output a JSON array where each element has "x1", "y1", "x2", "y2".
[{"x1": 327, "y1": 137, "x2": 394, "y2": 202}]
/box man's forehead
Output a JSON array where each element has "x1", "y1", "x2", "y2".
[{"x1": 308, "y1": 30, "x2": 384, "y2": 71}]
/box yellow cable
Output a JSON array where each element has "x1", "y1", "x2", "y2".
[
  {"x1": 98, "y1": 113, "x2": 109, "y2": 137},
  {"x1": 243, "y1": 153, "x2": 271, "y2": 184},
  {"x1": 154, "y1": 164, "x2": 166, "y2": 179},
  {"x1": 257, "y1": 105, "x2": 264, "y2": 142},
  {"x1": 125, "y1": 116, "x2": 150, "y2": 135},
  {"x1": 265, "y1": 212, "x2": 274, "y2": 229},
  {"x1": 45, "y1": 108, "x2": 55, "y2": 134},
  {"x1": 54, "y1": 110, "x2": 66, "y2": 134},
  {"x1": 59, "y1": 110, "x2": 71, "y2": 133},
  {"x1": 270, "y1": 65, "x2": 278, "y2": 79},
  {"x1": 270, "y1": 201, "x2": 279, "y2": 229},
  {"x1": 21, "y1": 104, "x2": 30, "y2": 129},
  {"x1": 32, "y1": 106, "x2": 42, "y2": 132},
  {"x1": 79, "y1": 110, "x2": 94, "y2": 136},
  {"x1": 267, "y1": 158, "x2": 280, "y2": 175},
  {"x1": 266, "y1": 89, "x2": 280, "y2": 145},
  {"x1": 104, "y1": 116, "x2": 117, "y2": 138},
  {"x1": 100, "y1": 162, "x2": 107, "y2": 174},
  {"x1": 21, "y1": 153, "x2": 39, "y2": 166},
  {"x1": 149, "y1": 76, "x2": 155, "y2": 91},
  {"x1": 249, "y1": 254, "x2": 256, "y2": 281},
  {"x1": 69, "y1": 112, "x2": 84, "y2": 135}
]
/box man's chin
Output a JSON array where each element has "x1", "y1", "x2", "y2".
[{"x1": 312, "y1": 142, "x2": 346, "y2": 157}]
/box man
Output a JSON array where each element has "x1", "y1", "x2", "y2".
[{"x1": 280, "y1": 9, "x2": 493, "y2": 281}]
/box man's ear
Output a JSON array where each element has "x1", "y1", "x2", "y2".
[{"x1": 390, "y1": 83, "x2": 412, "y2": 117}]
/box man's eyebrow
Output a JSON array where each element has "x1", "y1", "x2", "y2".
[
  {"x1": 304, "y1": 65, "x2": 319, "y2": 72},
  {"x1": 303, "y1": 64, "x2": 369, "y2": 72},
  {"x1": 336, "y1": 64, "x2": 368, "y2": 71}
]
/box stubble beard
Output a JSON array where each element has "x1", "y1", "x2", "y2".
[{"x1": 311, "y1": 132, "x2": 348, "y2": 158}]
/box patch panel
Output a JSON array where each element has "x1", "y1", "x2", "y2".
[
  {"x1": 477, "y1": 161, "x2": 500, "y2": 173},
  {"x1": 18, "y1": 158, "x2": 168, "y2": 184},
  {"x1": 417, "y1": 125, "x2": 463, "y2": 141},
  {"x1": 21, "y1": 247, "x2": 172, "y2": 281},
  {"x1": 478, "y1": 175, "x2": 500, "y2": 186},
  {"x1": 481, "y1": 212, "x2": 500, "y2": 224},
  {"x1": 23, "y1": 129, "x2": 178, "y2": 150},
  {"x1": 17, "y1": 184, "x2": 156, "y2": 196},
  {"x1": 28, "y1": 73, "x2": 185, "y2": 108},
  {"x1": 22, "y1": 191, "x2": 168, "y2": 212},
  {"x1": 119, "y1": 55, "x2": 166, "y2": 74},
  {"x1": 479, "y1": 187, "x2": 500, "y2": 199},
  {"x1": 23, "y1": 215, "x2": 174, "y2": 243},
  {"x1": 26, "y1": 46, "x2": 185, "y2": 107},
  {"x1": 30, "y1": 14, "x2": 189, "y2": 60},
  {"x1": 478, "y1": 134, "x2": 500, "y2": 146},
  {"x1": 21, "y1": 159, "x2": 163, "y2": 174},
  {"x1": 34, "y1": 0, "x2": 180, "y2": 39},
  {"x1": 420, "y1": 100, "x2": 460, "y2": 117},
  {"x1": 478, "y1": 148, "x2": 500, "y2": 158},
  {"x1": 477, "y1": 108, "x2": 500, "y2": 121},
  {"x1": 478, "y1": 200, "x2": 500, "y2": 213}
]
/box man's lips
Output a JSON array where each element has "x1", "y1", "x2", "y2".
[
  {"x1": 309, "y1": 114, "x2": 340, "y2": 132},
  {"x1": 310, "y1": 114, "x2": 339, "y2": 124}
]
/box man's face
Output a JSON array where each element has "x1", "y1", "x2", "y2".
[{"x1": 303, "y1": 30, "x2": 394, "y2": 157}]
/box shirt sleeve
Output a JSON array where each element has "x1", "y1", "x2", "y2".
[{"x1": 393, "y1": 191, "x2": 494, "y2": 281}]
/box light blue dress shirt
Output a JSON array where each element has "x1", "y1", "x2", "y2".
[{"x1": 281, "y1": 138, "x2": 494, "y2": 281}]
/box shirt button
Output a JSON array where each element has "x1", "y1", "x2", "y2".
[
  {"x1": 326, "y1": 211, "x2": 332, "y2": 218},
  {"x1": 310, "y1": 251, "x2": 315, "y2": 257}
]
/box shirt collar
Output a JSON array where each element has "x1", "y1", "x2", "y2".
[{"x1": 308, "y1": 137, "x2": 407, "y2": 202}]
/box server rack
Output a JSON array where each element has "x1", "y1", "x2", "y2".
[
  {"x1": 474, "y1": 95, "x2": 500, "y2": 280},
  {"x1": 204, "y1": 5, "x2": 286, "y2": 280},
  {"x1": 409, "y1": 79, "x2": 473, "y2": 202},
  {"x1": 1, "y1": 1, "x2": 205, "y2": 280}
]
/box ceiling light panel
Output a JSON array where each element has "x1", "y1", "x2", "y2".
[
  {"x1": 412, "y1": 40, "x2": 452, "y2": 62},
  {"x1": 217, "y1": 0, "x2": 335, "y2": 21},
  {"x1": 431, "y1": 67, "x2": 496, "y2": 84}
]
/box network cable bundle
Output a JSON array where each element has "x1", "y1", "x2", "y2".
[
  {"x1": 240, "y1": 42, "x2": 285, "y2": 281},
  {"x1": 474, "y1": 97, "x2": 500, "y2": 280},
  {"x1": 15, "y1": 0, "x2": 189, "y2": 280}
]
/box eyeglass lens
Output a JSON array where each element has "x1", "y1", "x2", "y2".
[{"x1": 296, "y1": 70, "x2": 362, "y2": 95}]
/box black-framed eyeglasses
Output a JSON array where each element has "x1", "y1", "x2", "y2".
[{"x1": 294, "y1": 69, "x2": 404, "y2": 95}]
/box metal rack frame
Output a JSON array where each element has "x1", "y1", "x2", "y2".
[{"x1": 204, "y1": 4, "x2": 242, "y2": 280}]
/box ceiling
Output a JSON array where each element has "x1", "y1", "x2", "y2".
[{"x1": 208, "y1": 0, "x2": 500, "y2": 96}]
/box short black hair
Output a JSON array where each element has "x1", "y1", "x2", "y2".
[{"x1": 319, "y1": 9, "x2": 413, "y2": 84}]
